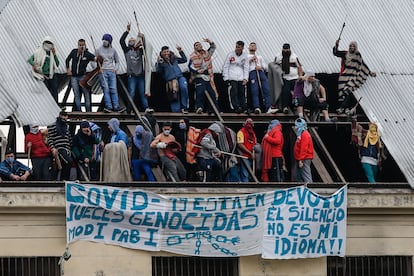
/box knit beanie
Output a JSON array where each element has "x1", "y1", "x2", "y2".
[
  {"x1": 80, "y1": 121, "x2": 90, "y2": 129},
  {"x1": 102, "y1": 34, "x2": 113, "y2": 43}
]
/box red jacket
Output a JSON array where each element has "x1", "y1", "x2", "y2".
[
  {"x1": 25, "y1": 132, "x2": 51, "y2": 158},
  {"x1": 262, "y1": 125, "x2": 284, "y2": 158},
  {"x1": 294, "y1": 130, "x2": 314, "y2": 161}
]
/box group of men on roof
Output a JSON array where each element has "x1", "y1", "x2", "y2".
[
  {"x1": 14, "y1": 26, "x2": 384, "y2": 184},
  {"x1": 1, "y1": 106, "x2": 385, "y2": 184},
  {"x1": 27, "y1": 24, "x2": 376, "y2": 117}
]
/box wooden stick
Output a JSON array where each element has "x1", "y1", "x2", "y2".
[
  {"x1": 78, "y1": 162, "x2": 90, "y2": 182},
  {"x1": 133, "y1": 11, "x2": 148, "y2": 69},
  {"x1": 27, "y1": 146, "x2": 31, "y2": 167},
  {"x1": 252, "y1": 147, "x2": 256, "y2": 172},
  {"x1": 237, "y1": 149, "x2": 260, "y2": 183},
  {"x1": 55, "y1": 153, "x2": 62, "y2": 181},
  {"x1": 193, "y1": 144, "x2": 248, "y2": 159},
  {"x1": 99, "y1": 149, "x2": 103, "y2": 182},
  {"x1": 204, "y1": 90, "x2": 224, "y2": 123}
]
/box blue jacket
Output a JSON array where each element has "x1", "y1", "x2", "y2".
[
  {"x1": 0, "y1": 160, "x2": 32, "y2": 180},
  {"x1": 156, "y1": 51, "x2": 187, "y2": 81},
  {"x1": 111, "y1": 130, "x2": 129, "y2": 147},
  {"x1": 360, "y1": 143, "x2": 379, "y2": 159}
]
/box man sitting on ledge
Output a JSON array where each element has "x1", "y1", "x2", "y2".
[{"x1": 0, "y1": 148, "x2": 32, "y2": 181}]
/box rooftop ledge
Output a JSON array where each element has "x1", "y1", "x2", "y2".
[{"x1": 0, "y1": 182, "x2": 413, "y2": 213}]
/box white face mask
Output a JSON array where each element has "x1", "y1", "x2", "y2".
[
  {"x1": 163, "y1": 129, "x2": 171, "y2": 136},
  {"x1": 43, "y1": 43, "x2": 53, "y2": 51},
  {"x1": 103, "y1": 40, "x2": 110, "y2": 47}
]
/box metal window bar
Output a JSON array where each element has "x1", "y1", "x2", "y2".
[
  {"x1": 327, "y1": 256, "x2": 413, "y2": 276},
  {"x1": 0, "y1": 256, "x2": 60, "y2": 276},
  {"x1": 152, "y1": 256, "x2": 239, "y2": 276}
]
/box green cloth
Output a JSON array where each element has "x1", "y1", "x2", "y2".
[{"x1": 28, "y1": 53, "x2": 60, "y2": 76}]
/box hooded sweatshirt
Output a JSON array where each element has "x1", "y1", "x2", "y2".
[{"x1": 108, "y1": 118, "x2": 128, "y2": 146}]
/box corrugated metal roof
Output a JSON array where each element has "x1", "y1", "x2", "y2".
[
  {"x1": 3, "y1": 0, "x2": 413, "y2": 76},
  {"x1": 0, "y1": 0, "x2": 413, "y2": 186},
  {"x1": 0, "y1": 21, "x2": 61, "y2": 126}
]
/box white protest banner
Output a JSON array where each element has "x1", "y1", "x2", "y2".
[
  {"x1": 262, "y1": 186, "x2": 347, "y2": 259},
  {"x1": 65, "y1": 183, "x2": 347, "y2": 258},
  {"x1": 66, "y1": 183, "x2": 165, "y2": 251}
]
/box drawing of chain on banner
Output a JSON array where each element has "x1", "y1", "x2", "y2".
[{"x1": 65, "y1": 183, "x2": 347, "y2": 258}]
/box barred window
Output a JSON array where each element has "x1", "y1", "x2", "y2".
[
  {"x1": 327, "y1": 256, "x2": 413, "y2": 276},
  {"x1": 152, "y1": 256, "x2": 239, "y2": 276},
  {"x1": 0, "y1": 257, "x2": 60, "y2": 276}
]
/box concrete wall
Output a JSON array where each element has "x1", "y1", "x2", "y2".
[{"x1": 0, "y1": 186, "x2": 413, "y2": 276}]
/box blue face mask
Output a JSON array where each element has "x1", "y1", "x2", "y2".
[
  {"x1": 6, "y1": 157, "x2": 14, "y2": 163},
  {"x1": 179, "y1": 123, "x2": 186, "y2": 130}
]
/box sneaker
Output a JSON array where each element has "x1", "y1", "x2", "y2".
[
  {"x1": 345, "y1": 108, "x2": 353, "y2": 116},
  {"x1": 325, "y1": 117, "x2": 338, "y2": 122},
  {"x1": 181, "y1": 108, "x2": 189, "y2": 114},
  {"x1": 103, "y1": 108, "x2": 112, "y2": 113},
  {"x1": 145, "y1": 107, "x2": 154, "y2": 113},
  {"x1": 196, "y1": 107, "x2": 203, "y2": 114},
  {"x1": 254, "y1": 108, "x2": 261, "y2": 114},
  {"x1": 266, "y1": 106, "x2": 279, "y2": 114},
  {"x1": 336, "y1": 107, "x2": 344, "y2": 114},
  {"x1": 283, "y1": 107, "x2": 289, "y2": 114},
  {"x1": 114, "y1": 106, "x2": 126, "y2": 113}
]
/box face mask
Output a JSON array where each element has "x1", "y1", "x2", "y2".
[
  {"x1": 6, "y1": 157, "x2": 14, "y2": 163},
  {"x1": 103, "y1": 40, "x2": 110, "y2": 47},
  {"x1": 163, "y1": 129, "x2": 171, "y2": 136},
  {"x1": 43, "y1": 43, "x2": 53, "y2": 51},
  {"x1": 30, "y1": 127, "x2": 39, "y2": 134},
  {"x1": 179, "y1": 123, "x2": 186, "y2": 130}
]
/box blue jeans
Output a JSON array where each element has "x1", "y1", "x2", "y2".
[
  {"x1": 194, "y1": 78, "x2": 219, "y2": 112},
  {"x1": 71, "y1": 76, "x2": 91, "y2": 112},
  {"x1": 131, "y1": 159, "x2": 155, "y2": 181},
  {"x1": 170, "y1": 76, "x2": 189, "y2": 112},
  {"x1": 98, "y1": 70, "x2": 119, "y2": 110},
  {"x1": 249, "y1": 70, "x2": 271, "y2": 110},
  {"x1": 128, "y1": 75, "x2": 148, "y2": 111},
  {"x1": 240, "y1": 159, "x2": 252, "y2": 182},
  {"x1": 226, "y1": 166, "x2": 240, "y2": 182}
]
